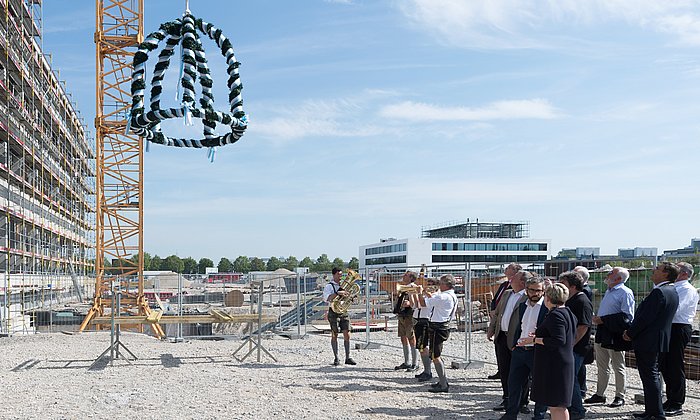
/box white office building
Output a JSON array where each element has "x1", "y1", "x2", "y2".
[{"x1": 359, "y1": 220, "x2": 551, "y2": 273}]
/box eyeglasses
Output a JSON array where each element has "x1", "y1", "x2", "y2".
[{"x1": 526, "y1": 288, "x2": 544, "y2": 293}]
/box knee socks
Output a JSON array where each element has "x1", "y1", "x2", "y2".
[
  {"x1": 402, "y1": 344, "x2": 409, "y2": 364},
  {"x1": 331, "y1": 337, "x2": 339, "y2": 359},
  {"x1": 434, "y1": 358, "x2": 447, "y2": 387}
]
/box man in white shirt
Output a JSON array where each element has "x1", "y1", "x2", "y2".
[
  {"x1": 488, "y1": 271, "x2": 529, "y2": 411},
  {"x1": 322, "y1": 268, "x2": 356, "y2": 366},
  {"x1": 659, "y1": 262, "x2": 699, "y2": 417},
  {"x1": 498, "y1": 276, "x2": 548, "y2": 420},
  {"x1": 417, "y1": 274, "x2": 457, "y2": 393}
]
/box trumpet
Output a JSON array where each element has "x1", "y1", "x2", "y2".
[{"x1": 396, "y1": 283, "x2": 422, "y2": 294}]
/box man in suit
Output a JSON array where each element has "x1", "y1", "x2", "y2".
[
  {"x1": 659, "y1": 262, "x2": 698, "y2": 417},
  {"x1": 498, "y1": 275, "x2": 549, "y2": 420},
  {"x1": 488, "y1": 269, "x2": 528, "y2": 412},
  {"x1": 488, "y1": 263, "x2": 522, "y2": 380},
  {"x1": 623, "y1": 262, "x2": 680, "y2": 420}
]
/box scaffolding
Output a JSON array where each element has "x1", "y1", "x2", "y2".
[{"x1": 0, "y1": 0, "x2": 95, "y2": 334}]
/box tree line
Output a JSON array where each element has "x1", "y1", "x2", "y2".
[{"x1": 111, "y1": 252, "x2": 360, "y2": 274}]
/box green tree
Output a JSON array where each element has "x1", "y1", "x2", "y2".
[
  {"x1": 198, "y1": 258, "x2": 214, "y2": 274},
  {"x1": 130, "y1": 252, "x2": 152, "y2": 271},
  {"x1": 218, "y1": 257, "x2": 233, "y2": 273},
  {"x1": 299, "y1": 256, "x2": 313, "y2": 268},
  {"x1": 250, "y1": 257, "x2": 266, "y2": 271},
  {"x1": 313, "y1": 254, "x2": 332, "y2": 272},
  {"x1": 348, "y1": 257, "x2": 359, "y2": 270},
  {"x1": 266, "y1": 256, "x2": 282, "y2": 271},
  {"x1": 332, "y1": 257, "x2": 345, "y2": 269},
  {"x1": 162, "y1": 255, "x2": 184, "y2": 273},
  {"x1": 150, "y1": 255, "x2": 162, "y2": 271},
  {"x1": 233, "y1": 255, "x2": 251, "y2": 273},
  {"x1": 283, "y1": 256, "x2": 299, "y2": 271},
  {"x1": 182, "y1": 257, "x2": 197, "y2": 274}
]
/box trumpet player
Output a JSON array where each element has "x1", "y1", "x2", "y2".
[
  {"x1": 413, "y1": 278, "x2": 436, "y2": 381},
  {"x1": 417, "y1": 274, "x2": 458, "y2": 393},
  {"x1": 323, "y1": 267, "x2": 356, "y2": 366},
  {"x1": 393, "y1": 271, "x2": 419, "y2": 371}
]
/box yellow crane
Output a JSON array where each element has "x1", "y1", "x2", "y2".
[{"x1": 80, "y1": 0, "x2": 164, "y2": 337}]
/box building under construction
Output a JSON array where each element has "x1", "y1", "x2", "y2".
[
  {"x1": 0, "y1": 0, "x2": 94, "y2": 334},
  {"x1": 421, "y1": 219, "x2": 530, "y2": 239}
]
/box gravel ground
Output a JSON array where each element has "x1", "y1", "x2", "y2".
[{"x1": 0, "y1": 329, "x2": 697, "y2": 419}]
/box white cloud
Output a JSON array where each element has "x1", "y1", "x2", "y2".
[
  {"x1": 250, "y1": 91, "x2": 395, "y2": 140},
  {"x1": 379, "y1": 99, "x2": 560, "y2": 121},
  {"x1": 397, "y1": 0, "x2": 700, "y2": 48}
]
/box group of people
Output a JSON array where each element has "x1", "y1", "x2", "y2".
[
  {"x1": 324, "y1": 267, "x2": 458, "y2": 393},
  {"x1": 323, "y1": 262, "x2": 698, "y2": 420},
  {"x1": 488, "y1": 262, "x2": 698, "y2": 420}
]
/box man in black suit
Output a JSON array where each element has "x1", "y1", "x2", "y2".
[
  {"x1": 623, "y1": 262, "x2": 680, "y2": 420},
  {"x1": 487, "y1": 269, "x2": 529, "y2": 412},
  {"x1": 498, "y1": 275, "x2": 549, "y2": 420},
  {"x1": 488, "y1": 263, "x2": 522, "y2": 380}
]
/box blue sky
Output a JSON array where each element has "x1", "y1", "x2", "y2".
[{"x1": 41, "y1": 0, "x2": 700, "y2": 262}]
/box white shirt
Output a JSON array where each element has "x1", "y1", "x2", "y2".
[
  {"x1": 518, "y1": 297, "x2": 544, "y2": 346},
  {"x1": 323, "y1": 281, "x2": 340, "y2": 305},
  {"x1": 673, "y1": 280, "x2": 700, "y2": 325},
  {"x1": 426, "y1": 289, "x2": 457, "y2": 323},
  {"x1": 501, "y1": 289, "x2": 525, "y2": 332}
]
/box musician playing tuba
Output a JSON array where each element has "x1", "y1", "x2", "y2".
[{"x1": 323, "y1": 267, "x2": 357, "y2": 366}]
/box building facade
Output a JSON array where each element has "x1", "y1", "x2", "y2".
[
  {"x1": 359, "y1": 220, "x2": 551, "y2": 273},
  {"x1": 0, "y1": 1, "x2": 94, "y2": 333}
]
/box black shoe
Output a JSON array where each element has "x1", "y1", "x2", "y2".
[
  {"x1": 633, "y1": 412, "x2": 648, "y2": 419},
  {"x1": 406, "y1": 364, "x2": 418, "y2": 372},
  {"x1": 345, "y1": 358, "x2": 356, "y2": 365},
  {"x1": 415, "y1": 371, "x2": 430, "y2": 379},
  {"x1": 332, "y1": 358, "x2": 340, "y2": 366},
  {"x1": 607, "y1": 396, "x2": 624, "y2": 408},
  {"x1": 583, "y1": 394, "x2": 606, "y2": 404},
  {"x1": 519, "y1": 405, "x2": 531, "y2": 414},
  {"x1": 428, "y1": 384, "x2": 449, "y2": 393},
  {"x1": 417, "y1": 374, "x2": 433, "y2": 382},
  {"x1": 488, "y1": 371, "x2": 501, "y2": 380},
  {"x1": 665, "y1": 408, "x2": 683, "y2": 417},
  {"x1": 492, "y1": 400, "x2": 507, "y2": 411},
  {"x1": 430, "y1": 382, "x2": 441, "y2": 388},
  {"x1": 394, "y1": 362, "x2": 409, "y2": 370}
]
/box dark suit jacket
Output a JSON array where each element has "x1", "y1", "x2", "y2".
[
  {"x1": 627, "y1": 282, "x2": 679, "y2": 353},
  {"x1": 596, "y1": 312, "x2": 633, "y2": 351},
  {"x1": 582, "y1": 285, "x2": 593, "y2": 302},
  {"x1": 509, "y1": 300, "x2": 549, "y2": 349},
  {"x1": 491, "y1": 280, "x2": 511, "y2": 311}
]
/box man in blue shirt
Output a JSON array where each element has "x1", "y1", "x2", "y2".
[{"x1": 585, "y1": 267, "x2": 635, "y2": 408}]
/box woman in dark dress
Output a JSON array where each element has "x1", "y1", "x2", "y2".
[{"x1": 531, "y1": 283, "x2": 577, "y2": 420}]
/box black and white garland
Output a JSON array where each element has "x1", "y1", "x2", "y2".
[{"x1": 127, "y1": 12, "x2": 248, "y2": 160}]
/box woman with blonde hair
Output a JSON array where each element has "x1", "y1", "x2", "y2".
[{"x1": 530, "y1": 283, "x2": 578, "y2": 420}]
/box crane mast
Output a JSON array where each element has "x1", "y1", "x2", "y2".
[{"x1": 80, "y1": 0, "x2": 162, "y2": 336}]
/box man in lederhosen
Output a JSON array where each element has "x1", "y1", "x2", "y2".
[
  {"x1": 418, "y1": 274, "x2": 458, "y2": 393},
  {"x1": 323, "y1": 267, "x2": 356, "y2": 366}
]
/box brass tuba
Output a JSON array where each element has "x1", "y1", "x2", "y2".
[{"x1": 330, "y1": 269, "x2": 361, "y2": 315}]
